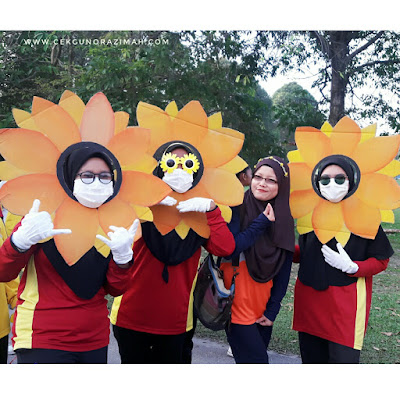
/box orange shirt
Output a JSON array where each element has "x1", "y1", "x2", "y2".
[{"x1": 221, "y1": 254, "x2": 273, "y2": 325}]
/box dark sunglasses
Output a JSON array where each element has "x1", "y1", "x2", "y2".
[
  {"x1": 319, "y1": 174, "x2": 348, "y2": 186},
  {"x1": 77, "y1": 171, "x2": 113, "y2": 184}
]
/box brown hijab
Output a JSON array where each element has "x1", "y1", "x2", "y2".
[{"x1": 240, "y1": 156, "x2": 295, "y2": 283}]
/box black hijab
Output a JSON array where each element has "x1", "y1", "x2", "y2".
[
  {"x1": 241, "y1": 156, "x2": 295, "y2": 283},
  {"x1": 44, "y1": 142, "x2": 122, "y2": 299}
]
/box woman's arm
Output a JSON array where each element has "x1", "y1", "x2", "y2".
[
  {"x1": 203, "y1": 207, "x2": 235, "y2": 257},
  {"x1": 226, "y1": 206, "x2": 272, "y2": 259},
  {"x1": 5, "y1": 277, "x2": 20, "y2": 309},
  {"x1": 351, "y1": 258, "x2": 389, "y2": 277},
  {"x1": 104, "y1": 258, "x2": 134, "y2": 297},
  {"x1": 264, "y1": 251, "x2": 293, "y2": 322},
  {"x1": 0, "y1": 222, "x2": 35, "y2": 282}
]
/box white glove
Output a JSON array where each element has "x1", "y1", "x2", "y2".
[
  {"x1": 12, "y1": 199, "x2": 72, "y2": 251},
  {"x1": 96, "y1": 219, "x2": 139, "y2": 265},
  {"x1": 176, "y1": 197, "x2": 213, "y2": 213},
  {"x1": 158, "y1": 196, "x2": 178, "y2": 206},
  {"x1": 321, "y1": 243, "x2": 359, "y2": 274}
]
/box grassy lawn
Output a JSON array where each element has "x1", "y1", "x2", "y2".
[{"x1": 195, "y1": 231, "x2": 400, "y2": 364}]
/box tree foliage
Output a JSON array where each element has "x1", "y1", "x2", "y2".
[
  {"x1": 248, "y1": 31, "x2": 400, "y2": 131},
  {"x1": 272, "y1": 82, "x2": 326, "y2": 150},
  {"x1": 0, "y1": 30, "x2": 281, "y2": 168}
]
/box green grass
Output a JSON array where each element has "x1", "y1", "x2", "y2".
[{"x1": 195, "y1": 233, "x2": 400, "y2": 364}]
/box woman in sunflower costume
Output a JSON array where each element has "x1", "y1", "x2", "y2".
[
  {"x1": 289, "y1": 117, "x2": 399, "y2": 363},
  {"x1": 110, "y1": 100, "x2": 244, "y2": 363},
  {"x1": 0, "y1": 92, "x2": 171, "y2": 363}
]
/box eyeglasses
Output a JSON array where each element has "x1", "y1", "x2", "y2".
[
  {"x1": 319, "y1": 174, "x2": 348, "y2": 186},
  {"x1": 76, "y1": 171, "x2": 113, "y2": 184},
  {"x1": 160, "y1": 152, "x2": 200, "y2": 175},
  {"x1": 253, "y1": 175, "x2": 277, "y2": 185}
]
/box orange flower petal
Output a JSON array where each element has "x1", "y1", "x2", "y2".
[
  {"x1": 352, "y1": 134, "x2": 400, "y2": 174},
  {"x1": 341, "y1": 195, "x2": 381, "y2": 239},
  {"x1": 329, "y1": 117, "x2": 361, "y2": 156},
  {"x1": 98, "y1": 197, "x2": 137, "y2": 234},
  {"x1": 114, "y1": 111, "x2": 130, "y2": 134},
  {"x1": 356, "y1": 173, "x2": 400, "y2": 210},
  {"x1": 182, "y1": 212, "x2": 210, "y2": 238},
  {"x1": 151, "y1": 204, "x2": 182, "y2": 235},
  {"x1": 58, "y1": 90, "x2": 85, "y2": 127},
  {"x1": 0, "y1": 128, "x2": 60, "y2": 174},
  {"x1": 312, "y1": 201, "x2": 345, "y2": 244},
  {"x1": 122, "y1": 154, "x2": 158, "y2": 174},
  {"x1": 137, "y1": 102, "x2": 173, "y2": 154},
  {"x1": 197, "y1": 127, "x2": 244, "y2": 168},
  {"x1": 0, "y1": 174, "x2": 66, "y2": 216},
  {"x1": 171, "y1": 101, "x2": 208, "y2": 148},
  {"x1": 94, "y1": 225, "x2": 111, "y2": 257},
  {"x1": 200, "y1": 168, "x2": 244, "y2": 206},
  {"x1": 118, "y1": 171, "x2": 171, "y2": 207},
  {"x1": 107, "y1": 127, "x2": 150, "y2": 166},
  {"x1": 80, "y1": 93, "x2": 115, "y2": 146},
  {"x1": 295, "y1": 127, "x2": 331, "y2": 168},
  {"x1": 53, "y1": 197, "x2": 99, "y2": 265},
  {"x1": 289, "y1": 189, "x2": 321, "y2": 219},
  {"x1": 288, "y1": 163, "x2": 313, "y2": 191},
  {"x1": 31, "y1": 96, "x2": 81, "y2": 152}
]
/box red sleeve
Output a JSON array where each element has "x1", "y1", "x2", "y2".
[
  {"x1": 351, "y1": 258, "x2": 389, "y2": 278},
  {"x1": 0, "y1": 222, "x2": 35, "y2": 282},
  {"x1": 104, "y1": 258, "x2": 133, "y2": 296},
  {"x1": 293, "y1": 244, "x2": 300, "y2": 263},
  {"x1": 203, "y1": 207, "x2": 235, "y2": 257}
]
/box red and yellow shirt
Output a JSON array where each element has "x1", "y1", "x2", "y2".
[
  {"x1": 0, "y1": 236, "x2": 131, "y2": 352},
  {"x1": 110, "y1": 207, "x2": 235, "y2": 335}
]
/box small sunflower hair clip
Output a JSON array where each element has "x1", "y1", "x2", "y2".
[
  {"x1": 181, "y1": 153, "x2": 200, "y2": 174},
  {"x1": 160, "y1": 152, "x2": 180, "y2": 174}
]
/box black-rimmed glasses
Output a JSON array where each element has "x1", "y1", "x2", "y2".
[{"x1": 76, "y1": 171, "x2": 113, "y2": 184}]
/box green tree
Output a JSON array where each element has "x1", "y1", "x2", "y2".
[
  {"x1": 272, "y1": 82, "x2": 326, "y2": 150},
  {"x1": 0, "y1": 31, "x2": 81, "y2": 127},
  {"x1": 74, "y1": 31, "x2": 279, "y2": 167},
  {"x1": 251, "y1": 31, "x2": 400, "y2": 131}
]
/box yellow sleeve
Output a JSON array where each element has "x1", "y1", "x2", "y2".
[{"x1": 5, "y1": 277, "x2": 19, "y2": 309}]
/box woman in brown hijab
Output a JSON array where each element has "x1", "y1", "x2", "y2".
[{"x1": 221, "y1": 156, "x2": 295, "y2": 363}]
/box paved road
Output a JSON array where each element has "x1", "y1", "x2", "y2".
[{"x1": 7, "y1": 326, "x2": 301, "y2": 364}]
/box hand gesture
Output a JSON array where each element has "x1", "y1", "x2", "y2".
[
  {"x1": 321, "y1": 243, "x2": 359, "y2": 274},
  {"x1": 263, "y1": 203, "x2": 275, "y2": 222},
  {"x1": 12, "y1": 199, "x2": 71, "y2": 251},
  {"x1": 96, "y1": 219, "x2": 139, "y2": 265},
  {"x1": 256, "y1": 315, "x2": 274, "y2": 326}
]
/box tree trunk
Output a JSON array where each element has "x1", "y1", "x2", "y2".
[{"x1": 329, "y1": 31, "x2": 352, "y2": 126}]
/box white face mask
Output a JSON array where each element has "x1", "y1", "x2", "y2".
[
  {"x1": 319, "y1": 179, "x2": 349, "y2": 203},
  {"x1": 73, "y1": 178, "x2": 114, "y2": 208},
  {"x1": 162, "y1": 168, "x2": 194, "y2": 193}
]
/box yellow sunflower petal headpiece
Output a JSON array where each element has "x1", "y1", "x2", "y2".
[
  {"x1": 136, "y1": 100, "x2": 245, "y2": 239},
  {"x1": 288, "y1": 116, "x2": 400, "y2": 246},
  {"x1": 0, "y1": 91, "x2": 171, "y2": 265}
]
